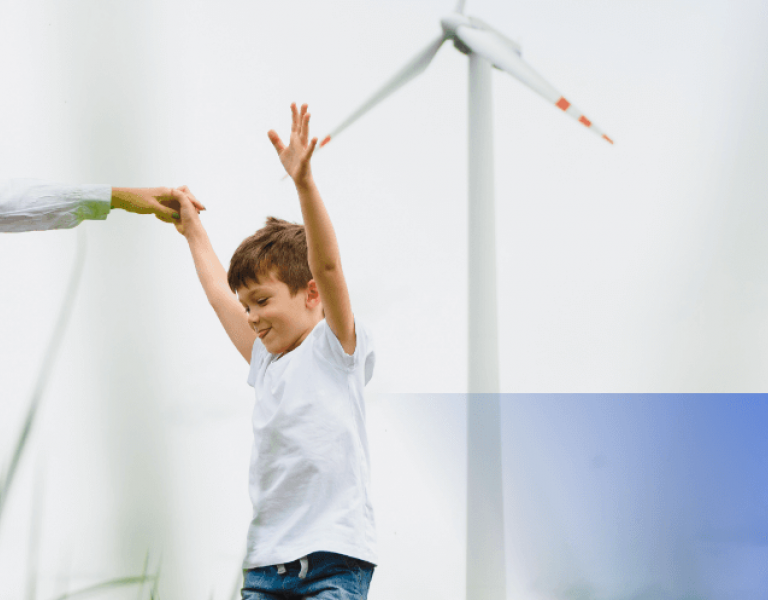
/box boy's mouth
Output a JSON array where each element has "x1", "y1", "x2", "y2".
[{"x1": 258, "y1": 328, "x2": 271, "y2": 339}]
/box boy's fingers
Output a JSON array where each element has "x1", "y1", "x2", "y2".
[
  {"x1": 173, "y1": 187, "x2": 193, "y2": 200},
  {"x1": 302, "y1": 113, "x2": 311, "y2": 145},
  {"x1": 306, "y1": 137, "x2": 318, "y2": 161},
  {"x1": 268, "y1": 130, "x2": 285, "y2": 154},
  {"x1": 175, "y1": 185, "x2": 206, "y2": 211},
  {"x1": 299, "y1": 104, "x2": 308, "y2": 137},
  {"x1": 290, "y1": 103, "x2": 298, "y2": 133}
]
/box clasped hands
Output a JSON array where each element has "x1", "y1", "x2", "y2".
[{"x1": 111, "y1": 187, "x2": 205, "y2": 224}]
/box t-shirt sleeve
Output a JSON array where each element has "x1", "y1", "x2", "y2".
[
  {"x1": 0, "y1": 179, "x2": 112, "y2": 232},
  {"x1": 246, "y1": 337, "x2": 269, "y2": 388},
  {"x1": 317, "y1": 318, "x2": 375, "y2": 385}
]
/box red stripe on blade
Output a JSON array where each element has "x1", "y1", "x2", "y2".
[
  {"x1": 603, "y1": 135, "x2": 614, "y2": 144},
  {"x1": 320, "y1": 135, "x2": 331, "y2": 147},
  {"x1": 579, "y1": 115, "x2": 592, "y2": 127},
  {"x1": 556, "y1": 97, "x2": 570, "y2": 111}
]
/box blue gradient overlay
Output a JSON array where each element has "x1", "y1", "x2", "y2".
[{"x1": 497, "y1": 394, "x2": 768, "y2": 600}]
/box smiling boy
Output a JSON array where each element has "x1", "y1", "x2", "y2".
[{"x1": 170, "y1": 103, "x2": 376, "y2": 600}]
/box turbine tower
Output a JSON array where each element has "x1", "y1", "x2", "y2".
[{"x1": 318, "y1": 3, "x2": 612, "y2": 599}]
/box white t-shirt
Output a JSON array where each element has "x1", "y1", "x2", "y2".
[
  {"x1": 244, "y1": 318, "x2": 377, "y2": 569},
  {"x1": 0, "y1": 179, "x2": 111, "y2": 232}
]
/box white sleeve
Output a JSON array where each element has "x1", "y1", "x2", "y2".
[
  {"x1": 246, "y1": 337, "x2": 270, "y2": 388},
  {"x1": 316, "y1": 318, "x2": 376, "y2": 385},
  {"x1": 0, "y1": 179, "x2": 112, "y2": 232}
]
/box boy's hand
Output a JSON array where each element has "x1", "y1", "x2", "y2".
[
  {"x1": 161, "y1": 186, "x2": 204, "y2": 237},
  {"x1": 268, "y1": 103, "x2": 319, "y2": 187}
]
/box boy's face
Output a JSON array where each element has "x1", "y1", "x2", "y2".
[{"x1": 237, "y1": 269, "x2": 321, "y2": 355}]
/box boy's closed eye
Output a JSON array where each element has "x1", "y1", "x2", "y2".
[{"x1": 243, "y1": 299, "x2": 267, "y2": 313}]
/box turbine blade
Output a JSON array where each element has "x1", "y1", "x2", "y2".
[
  {"x1": 321, "y1": 34, "x2": 446, "y2": 147},
  {"x1": 456, "y1": 25, "x2": 614, "y2": 144},
  {"x1": 455, "y1": 0, "x2": 467, "y2": 14}
]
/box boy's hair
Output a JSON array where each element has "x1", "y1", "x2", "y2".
[{"x1": 228, "y1": 217, "x2": 312, "y2": 295}]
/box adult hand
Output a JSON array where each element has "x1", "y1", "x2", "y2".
[{"x1": 111, "y1": 187, "x2": 206, "y2": 223}]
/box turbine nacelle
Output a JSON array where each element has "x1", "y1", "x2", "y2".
[
  {"x1": 441, "y1": 13, "x2": 474, "y2": 55},
  {"x1": 441, "y1": 13, "x2": 522, "y2": 57},
  {"x1": 440, "y1": 12, "x2": 473, "y2": 44}
]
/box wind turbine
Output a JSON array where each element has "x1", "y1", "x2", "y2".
[{"x1": 318, "y1": 2, "x2": 613, "y2": 599}]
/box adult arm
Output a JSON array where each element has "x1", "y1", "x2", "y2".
[{"x1": 0, "y1": 179, "x2": 204, "y2": 233}]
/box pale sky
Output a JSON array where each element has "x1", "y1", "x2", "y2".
[{"x1": 1, "y1": 1, "x2": 767, "y2": 599}]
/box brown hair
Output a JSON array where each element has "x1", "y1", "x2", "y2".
[{"x1": 227, "y1": 217, "x2": 312, "y2": 295}]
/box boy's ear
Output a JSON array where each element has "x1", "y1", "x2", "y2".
[{"x1": 305, "y1": 279, "x2": 321, "y2": 308}]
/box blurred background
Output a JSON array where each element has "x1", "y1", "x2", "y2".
[{"x1": 1, "y1": 0, "x2": 767, "y2": 598}]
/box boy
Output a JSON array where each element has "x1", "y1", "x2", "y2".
[{"x1": 170, "y1": 103, "x2": 376, "y2": 600}]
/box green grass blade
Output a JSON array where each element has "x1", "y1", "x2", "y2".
[
  {"x1": 0, "y1": 227, "x2": 87, "y2": 525},
  {"x1": 48, "y1": 574, "x2": 157, "y2": 600},
  {"x1": 136, "y1": 550, "x2": 150, "y2": 600}
]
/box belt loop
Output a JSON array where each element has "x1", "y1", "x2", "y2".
[
  {"x1": 298, "y1": 556, "x2": 309, "y2": 579},
  {"x1": 277, "y1": 563, "x2": 286, "y2": 575}
]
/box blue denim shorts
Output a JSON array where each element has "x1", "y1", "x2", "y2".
[{"x1": 241, "y1": 551, "x2": 375, "y2": 600}]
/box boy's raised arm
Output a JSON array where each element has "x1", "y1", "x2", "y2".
[
  {"x1": 268, "y1": 103, "x2": 356, "y2": 354},
  {"x1": 169, "y1": 186, "x2": 257, "y2": 364}
]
